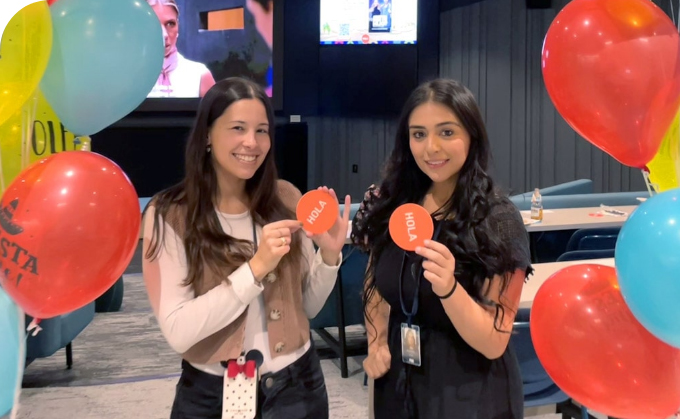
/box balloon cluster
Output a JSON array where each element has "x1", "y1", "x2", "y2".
[
  {"x1": 0, "y1": 0, "x2": 155, "y2": 415},
  {"x1": 542, "y1": 0, "x2": 680, "y2": 189},
  {"x1": 532, "y1": 2, "x2": 680, "y2": 417}
]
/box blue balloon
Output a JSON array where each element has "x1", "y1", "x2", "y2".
[
  {"x1": 40, "y1": 0, "x2": 164, "y2": 136},
  {"x1": 0, "y1": 287, "x2": 23, "y2": 417},
  {"x1": 616, "y1": 188, "x2": 680, "y2": 348}
]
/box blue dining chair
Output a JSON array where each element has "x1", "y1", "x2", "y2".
[
  {"x1": 556, "y1": 249, "x2": 615, "y2": 262},
  {"x1": 565, "y1": 227, "x2": 620, "y2": 252},
  {"x1": 511, "y1": 308, "x2": 593, "y2": 418}
]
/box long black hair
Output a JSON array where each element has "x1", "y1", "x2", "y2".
[{"x1": 355, "y1": 79, "x2": 518, "y2": 335}]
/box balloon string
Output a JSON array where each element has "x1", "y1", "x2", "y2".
[{"x1": 641, "y1": 168, "x2": 658, "y2": 196}]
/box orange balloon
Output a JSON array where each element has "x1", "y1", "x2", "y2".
[
  {"x1": 0, "y1": 151, "x2": 140, "y2": 319},
  {"x1": 542, "y1": 0, "x2": 680, "y2": 168},
  {"x1": 531, "y1": 264, "x2": 680, "y2": 418}
]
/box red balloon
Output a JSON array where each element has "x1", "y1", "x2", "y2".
[
  {"x1": 531, "y1": 264, "x2": 680, "y2": 418},
  {"x1": 542, "y1": 0, "x2": 680, "y2": 169},
  {"x1": 0, "y1": 152, "x2": 140, "y2": 319},
  {"x1": 47, "y1": 0, "x2": 58, "y2": 5}
]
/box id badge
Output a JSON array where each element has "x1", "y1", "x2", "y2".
[
  {"x1": 223, "y1": 356, "x2": 258, "y2": 419},
  {"x1": 401, "y1": 323, "x2": 421, "y2": 367}
]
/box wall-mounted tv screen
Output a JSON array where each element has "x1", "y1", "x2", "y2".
[
  {"x1": 320, "y1": 0, "x2": 417, "y2": 45},
  {"x1": 145, "y1": 0, "x2": 273, "y2": 99}
]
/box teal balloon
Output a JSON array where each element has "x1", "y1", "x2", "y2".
[
  {"x1": 40, "y1": 0, "x2": 164, "y2": 136},
  {"x1": 615, "y1": 188, "x2": 680, "y2": 348},
  {"x1": 0, "y1": 287, "x2": 23, "y2": 417}
]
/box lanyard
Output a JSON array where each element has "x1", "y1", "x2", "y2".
[
  {"x1": 398, "y1": 220, "x2": 443, "y2": 326},
  {"x1": 251, "y1": 217, "x2": 258, "y2": 252},
  {"x1": 219, "y1": 214, "x2": 259, "y2": 369}
]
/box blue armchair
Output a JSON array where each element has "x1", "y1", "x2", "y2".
[
  {"x1": 556, "y1": 249, "x2": 615, "y2": 262},
  {"x1": 95, "y1": 196, "x2": 153, "y2": 313},
  {"x1": 25, "y1": 302, "x2": 95, "y2": 369},
  {"x1": 511, "y1": 308, "x2": 594, "y2": 418},
  {"x1": 565, "y1": 227, "x2": 620, "y2": 252},
  {"x1": 95, "y1": 276, "x2": 124, "y2": 313}
]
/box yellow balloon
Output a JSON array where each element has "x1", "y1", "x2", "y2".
[
  {"x1": 0, "y1": 90, "x2": 83, "y2": 190},
  {"x1": 0, "y1": 2, "x2": 52, "y2": 126},
  {"x1": 648, "y1": 108, "x2": 680, "y2": 192}
]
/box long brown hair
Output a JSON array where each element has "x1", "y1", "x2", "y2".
[{"x1": 145, "y1": 77, "x2": 303, "y2": 289}]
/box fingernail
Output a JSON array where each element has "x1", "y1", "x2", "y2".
[
  {"x1": 415, "y1": 246, "x2": 421, "y2": 253},
  {"x1": 423, "y1": 240, "x2": 430, "y2": 245}
]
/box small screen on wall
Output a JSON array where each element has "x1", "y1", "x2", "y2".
[{"x1": 320, "y1": 0, "x2": 418, "y2": 45}]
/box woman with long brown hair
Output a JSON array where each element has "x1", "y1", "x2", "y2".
[{"x1": 143, "y1": 77, "x2": 350, "y2": 418}]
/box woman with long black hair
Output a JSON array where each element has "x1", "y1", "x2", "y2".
[{"x1": 353, "y1": 78, "x2": 532, "y2": 418}]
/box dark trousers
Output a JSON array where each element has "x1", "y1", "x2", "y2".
[{"x1": 170, "y1": 346, "x2": 328, "y2": 419}]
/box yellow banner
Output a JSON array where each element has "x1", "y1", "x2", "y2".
[
  {"x1": 648, "y1": 108, "x2": 680, "y2": 192},
  {"x1": 0, "y1": 91, "x2": 83, "y2": 192}
]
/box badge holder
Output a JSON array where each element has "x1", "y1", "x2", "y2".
[
  {"x1": 401, "y1": 323, "x2": 422, "y2": 367},
  {"x1": 394, "y1": 214, "x2": 442, "y2": 369},
  {"x1": 223, "y1": 350, "x2": 263, "y2": 419}
]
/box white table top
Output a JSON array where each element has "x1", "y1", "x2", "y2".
[
  {"x1": 519, "y1": 258, "x2": 615, "y2": 308},
  {"x1": 345, "y1": 205, "x2": 637, "y2": 244},
  {"x1": 521, "y1": 205, "x2": 636, "y2": 232}
]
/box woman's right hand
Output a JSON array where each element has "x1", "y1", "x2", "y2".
[
  {"x1": 249, "y1": 219, "x2": 303, "y2": 281},
  {"x1": 363, "y1": 345, "x2": 391, "y2": 379}
]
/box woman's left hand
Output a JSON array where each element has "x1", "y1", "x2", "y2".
[
  {"x1": 415, "y1": 239, "x2": 457, "y2": 297},
  {"x1": 306, "y1": 186, "x2": 351, "y2": 266}
]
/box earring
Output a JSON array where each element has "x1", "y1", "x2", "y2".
[{"x1": 206, "y1": 145, "x2": 212, "y2": 153}]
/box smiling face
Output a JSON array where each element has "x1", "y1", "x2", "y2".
[
  {"x1": 408, "y1": 101, "x2": 471, "y2": 190},
  {"x1": 208, "y1": 98, "x2": 271, "y2": 185}
]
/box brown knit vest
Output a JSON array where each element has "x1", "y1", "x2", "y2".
[{"x1": 163, "y1": 180, "x2": 312, "y2": 364}]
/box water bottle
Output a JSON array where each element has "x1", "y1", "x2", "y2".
[{"x1": 531, "y1": 188, "x2": 543, "y2": 221}]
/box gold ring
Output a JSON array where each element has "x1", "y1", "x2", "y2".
[{"x1": 280, "y1": 237, "x2": 287, "y2": 246}]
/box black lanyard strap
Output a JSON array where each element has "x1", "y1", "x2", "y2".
[
  {"x1": 398, "y1": 220, "x2": 443, "y2": 326},
  {"x1": 251, "y1": 217, "x2": 258, "y2": 252}
]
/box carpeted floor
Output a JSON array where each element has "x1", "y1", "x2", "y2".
[
  {"x1": 16, "y1": 272, "x2": 370, "y2": 418},
  {"x1": 22, "y1": 274, "x2": 367, "y2": 389},
  {"x1": 22, "y1": 274, "x2": 182, "y2": 388},
  {"x1": 13, "y1": 245, "x2": 605, "y2": 419}
]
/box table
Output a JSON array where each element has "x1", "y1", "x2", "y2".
[
  {"x1": 519, "y1": 258, "x2": 615, "y2": 308},
  {"x1": 522, "y1": 205, "x2": 636, "y2": 232},
  {"x1": 522, "y1": 205, "x2": 634, "y2": 262}
]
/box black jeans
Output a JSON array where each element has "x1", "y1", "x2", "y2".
[{"x1": 170, "y1": 346, "x2": 328, "y2": 419}]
